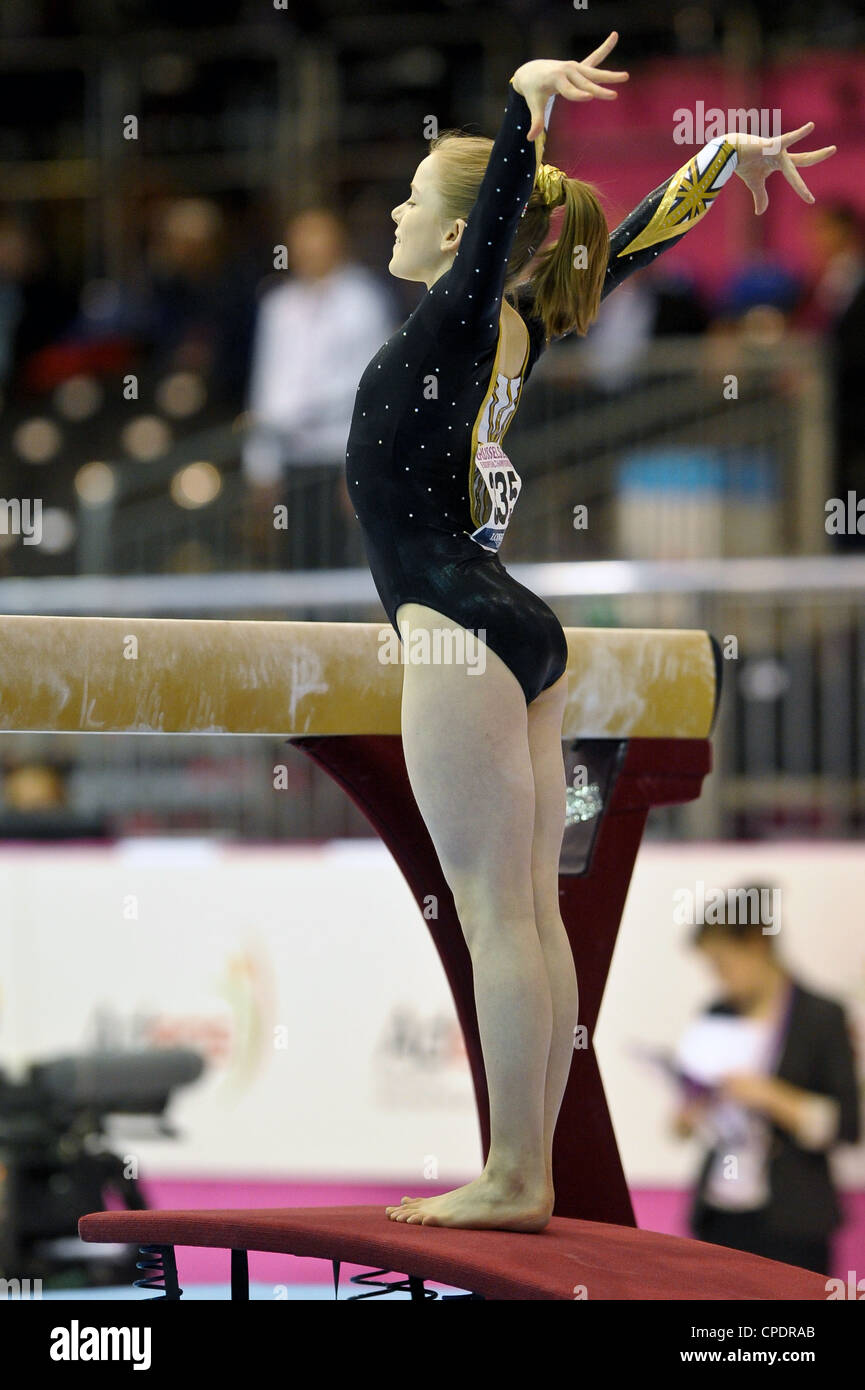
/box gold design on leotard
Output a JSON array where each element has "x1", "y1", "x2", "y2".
[
  {"x1": 614, "y1": 139, "x2": 737, "y2": 258},
  {"x1": 468, "y1": 308, "x2": 531, "y2": 532},
  {"x1": 489, "y1": 372, "x2": 519, "y2": 440}
]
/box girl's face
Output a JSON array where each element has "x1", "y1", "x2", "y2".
[{"x1": 389, "y1": 153, "x2": 464, "y2": 285}]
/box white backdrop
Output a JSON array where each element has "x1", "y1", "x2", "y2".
[{"x1": 0, "y1": 839, "x2": 862, "y2": 1188}]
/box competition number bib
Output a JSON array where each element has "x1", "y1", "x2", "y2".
[{"x1": 469, "y1": 442, "x2": 522, "y2": 552}]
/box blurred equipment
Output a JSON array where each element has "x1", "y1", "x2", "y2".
[{"x1": 0, "y1": 1048, "x2": 204, "y2": 1288}]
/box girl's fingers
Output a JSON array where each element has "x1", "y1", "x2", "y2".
[
  {"x1": 778, "y1": 121, "x2": 815, "y2": 148},
  {"x1": 567, "y1": 61, "x2": 629, "y2": 81},
  {"x1": 571, "y1": 72, "x2": 620, "y2": 98},
  {"x1": 556, "y1": 75, "x2": 593, "y2": 101},
  {"x1": 788, "y1": 145, "x2": 837, "y2": 166},
  {"x1": 557, "y1": 73, "x2": 607, "y2": 100},
  {"x1": 527, "y1": 103, "x2": 547, "y2": 139},
  {"x1": 581, "y1": 30, "x2": 619, "y2": 68},
  {"x1": 781, "y1": 155, "x2": 815, "y2": 202}
]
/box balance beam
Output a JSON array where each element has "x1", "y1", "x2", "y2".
[
  {"x1": 77, "y1": 1205, "x2": 827, "y2": 1301},
  {"x1": 0, "y1": 616, "x2": 719, "y2": 737},
  {"x1": 0, "y1": 616, "x2": 722, "y2": 1230}
]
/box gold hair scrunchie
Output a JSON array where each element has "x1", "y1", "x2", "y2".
[{"x1": 535, "y1": 162, "x2": 567, "y2": 208}]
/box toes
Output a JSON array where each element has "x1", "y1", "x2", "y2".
[
  {"x1": 386, "y1": 1198, "x2": 421, "y2": 1215},
  {"x1": 386, "y1": 1205, "x2": 414, "y2": 1221}
]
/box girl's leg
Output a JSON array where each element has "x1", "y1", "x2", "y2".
[
  {"x1": 525, "y1": 672, "x2": 579, "y2": 1183},
  {"x1": 386, "y1": 603, "x2": 553, "y2": 1230}
]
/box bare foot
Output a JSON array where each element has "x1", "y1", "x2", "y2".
[{"x1": 385, "y1": 1170, "x2": 553, "y2": 1231}]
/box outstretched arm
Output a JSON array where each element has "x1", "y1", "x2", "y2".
[
  {"x1": 602, "y1": 136, "x2": 738, "y2": 302},
  {"x1": 602, "y1": 121, "x2": 836, "y2": 303}
]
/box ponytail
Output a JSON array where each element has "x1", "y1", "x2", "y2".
[
  {"x1": 429, "y1": 131, "x2": 609, "y2": 342},
  {"x1": 527, "y1": 174, "x2": 609, "y2": 341}
]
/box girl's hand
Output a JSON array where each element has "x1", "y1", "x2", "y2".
[
  {"x1": 512, "y1": 32, "x2": 630, "y2": 141},
  {"x1": 726, "y1": 122, "x2": 837, "y2": 215}
]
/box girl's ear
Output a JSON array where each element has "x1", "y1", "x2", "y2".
[{"x1": 441, "y1": 217, "x2": 467, "y2": 253}]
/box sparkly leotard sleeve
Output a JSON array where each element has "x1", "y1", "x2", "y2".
[{"x1": 346, "y1": 85, "x2": 738, "y2": 704}]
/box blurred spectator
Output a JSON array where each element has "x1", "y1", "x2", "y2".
[
  {"x1": 0, "y1": 762, "x2": 70, "y2": 840},
  {"x1": 0, "y1": 216, "x2": 75, "y2": 386},
  {"x1": 0, "y1": 761, "x2": 110, "y2": 839},
  {"x1": 2, "y1": 763, "x2": 66, "y2": 811},
  {"x1": 579, "y1": 279, "x2": 656, "y2": 395},
  {"x1": 650, "y1": 268, "x2": 712, "y2": 336},
  {"x1": 718, "y1": 256, "x2": 802, "y2": 321},
  {"x1": 672, "y1": 886, "x2": 860, "y2": 1276},
  {"x1": 576, "y1": 264, "x2": 710, "y2": 397},
  {"x1": 140, "y1": 197, "x2": 257, "y2": 405},
  {"x1": 799, "y1": 201, "x2": 865, "y2": 540},
  {"x1": 242, "y1": 207, "x2": 396, "y2": 567}
]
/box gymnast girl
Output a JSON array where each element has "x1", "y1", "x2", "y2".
[{"x1": 343, "y1": 31, "x2": 835, "y2": 1230}]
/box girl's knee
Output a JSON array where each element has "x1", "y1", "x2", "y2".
[{"x1": 450, "y1": 873, "x2": 535, "y2": 934}]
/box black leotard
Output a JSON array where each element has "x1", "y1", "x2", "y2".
[{"x1": 346, "y1": 82, "x2": 737, "y2": 703}]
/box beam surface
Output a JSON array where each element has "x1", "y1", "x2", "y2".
[{"x1": 0, "y1": 616, "x2": 717, "y2": 738}]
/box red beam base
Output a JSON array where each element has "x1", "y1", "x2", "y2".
[{"x1": 292, "y1": 734, "x2": 712, "y2": 1225}]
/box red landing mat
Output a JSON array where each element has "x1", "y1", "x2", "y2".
[{"x1": 78, "y1": 1205, "x2": 828, "y2": 1300}]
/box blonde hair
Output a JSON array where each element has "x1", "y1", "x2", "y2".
[{"x1": 428, "y1": 128, "x2": 609, "y2": 341}]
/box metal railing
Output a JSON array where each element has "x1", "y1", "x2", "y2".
[{"x1": 1, "y1": 334, "x2": 836, "y2": 579}]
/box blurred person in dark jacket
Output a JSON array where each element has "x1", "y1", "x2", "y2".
[
  {"x1": 0, "y1": 216, "x2": 75, "y2": 386},
  {"x1": 672, "y1": 885, "x2": 861, "y2": 1276},
  {"x1": 142, "y1": 197, "x2": 257, "y2": 405}
]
